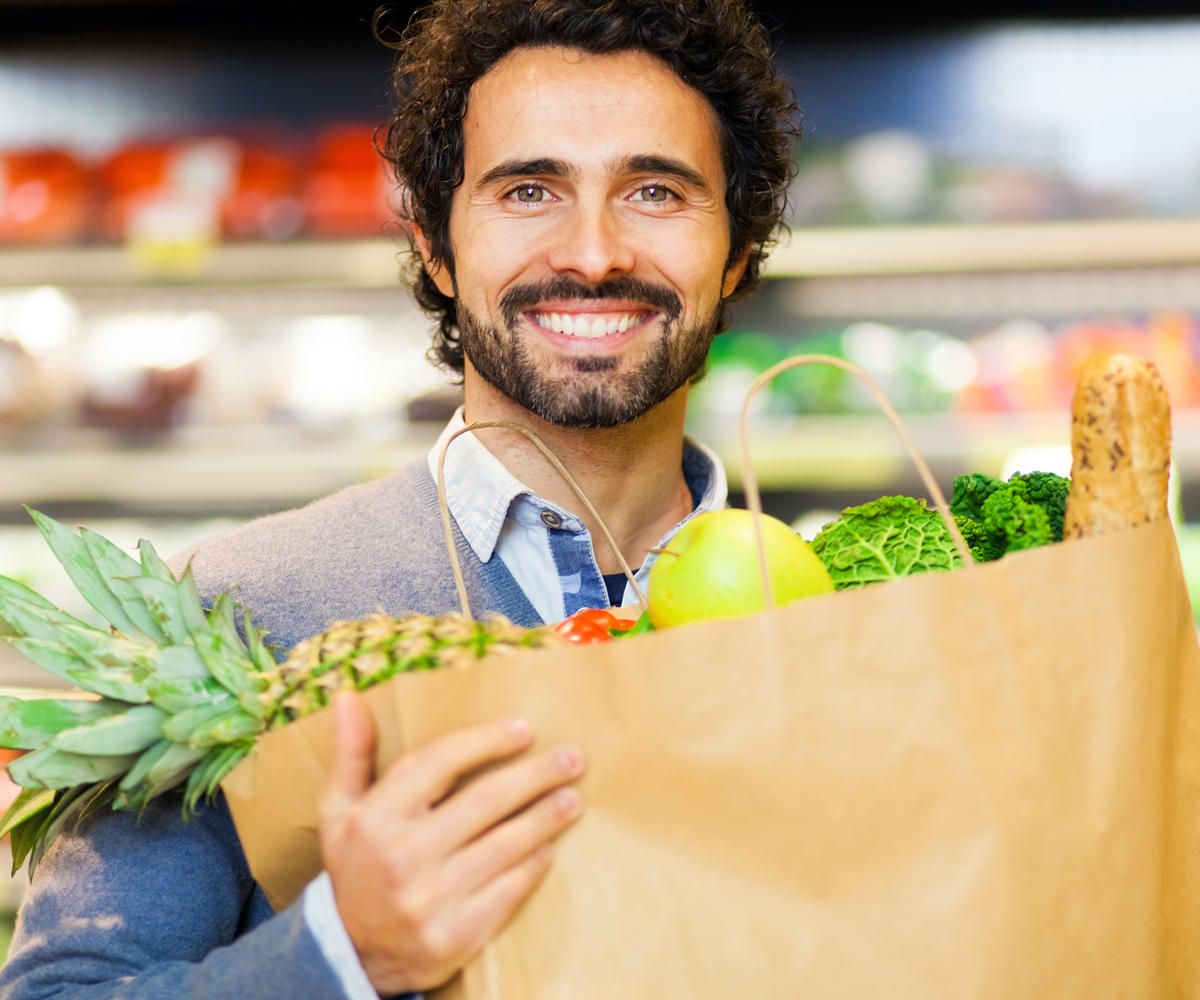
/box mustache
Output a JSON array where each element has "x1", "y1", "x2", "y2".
[{"x1": 500, "y1": 276, "x2": 682, "y2": 328}]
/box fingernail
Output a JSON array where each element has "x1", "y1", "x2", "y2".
[
  {"x1": 554, "y1": 788, "x2": 581, "y2": 816},
  {"x1": 556, "y1": 746, "x2": 583, "y2": 773},
  {"x1": 509, "y1": 718, "x2": 531, "y2": 741}
]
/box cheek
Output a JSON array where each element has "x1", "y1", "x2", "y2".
[
  {"x1": 657, "y1": 241, "x2": 732, "y2": 316},
  {"x1": 450, "y1": 216, "x2": 549, "y2": 311}
]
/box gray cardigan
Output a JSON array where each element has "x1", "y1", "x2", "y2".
[{"x1": 0, "y1": 461, "x2": 538, "y2": 1000}]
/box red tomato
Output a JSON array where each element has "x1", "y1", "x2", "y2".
[{"x1": 553, "y1": 608, "x2": 635, "y2": 644}]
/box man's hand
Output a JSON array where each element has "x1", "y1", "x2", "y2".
[{"x1": 318, "y1": 691, "x2": 586, "y2": 995}]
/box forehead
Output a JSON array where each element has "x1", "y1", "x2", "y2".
[{"x1": 462, "y1": 46, "x2": 725, "y2": 179}]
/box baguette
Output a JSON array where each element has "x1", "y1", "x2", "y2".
[{"x1": 1062, "y1": 353, "x2": 1172, "y2": 539}]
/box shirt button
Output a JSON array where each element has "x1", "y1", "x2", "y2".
[{"x1": 540, "y1": 509, "x2": 563, "y2": 529}]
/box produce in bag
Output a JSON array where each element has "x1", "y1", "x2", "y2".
[
  {"x1": 0, "y1": 352, "x2": 1194, "y2": 1000},
  {"x1": 0, "y1": 356, "x2": 1164, "y2": 871}
]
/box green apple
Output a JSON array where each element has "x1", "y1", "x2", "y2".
[{"x1": 647, "y1": 508, "x2": 834, "y2": 627}]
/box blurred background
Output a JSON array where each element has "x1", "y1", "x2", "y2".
[{"x1": 2, "y1": 0, "x2": 1200, "y2": 951}]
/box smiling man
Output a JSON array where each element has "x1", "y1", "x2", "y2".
[{"x1": 0, "y1": 3, "x2": 799, "y2": 998}]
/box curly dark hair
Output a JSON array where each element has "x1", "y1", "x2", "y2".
[{"x1": 375, "y1": 0, "x2": 801, "y2": 374}]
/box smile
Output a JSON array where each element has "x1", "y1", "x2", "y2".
[{"x1": 531, "y1": 311, "x2": 651, "y2": 338}]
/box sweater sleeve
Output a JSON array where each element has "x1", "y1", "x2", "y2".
[{"x1": 0, "y1": 793, "x2": 354, "y2": 1000}]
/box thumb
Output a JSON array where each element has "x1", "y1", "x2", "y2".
[{"x1": 326, "y1": 690, "x2": 377, "y2": 805}]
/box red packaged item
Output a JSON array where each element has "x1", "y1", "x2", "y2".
[
  {"x1": 0, "y1": 148, "x2": 91, "y2": 245},
  {"x1": 303, "y1": 124, "x2": 396, "y2": 237},
  {"x1": 97, "y1": 134, "x2": 303, "y2": 243}
]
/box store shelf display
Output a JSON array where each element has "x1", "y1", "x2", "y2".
[
  {"x1": 693, "y1": 310, "x2": 1200, "y2": 420},
  {"x1": 786, "y1": 130, "x2": 1200, "y2": 230},
  {"x1": 0, "y1": 123, "x2": 395, "y2": 252}
]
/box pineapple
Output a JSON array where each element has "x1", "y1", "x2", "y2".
[{"x1": 0, "y1": 508, "x2": 564, "y2": 876}]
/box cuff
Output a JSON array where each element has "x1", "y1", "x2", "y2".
[{"x1": 302, "y1": 871, "x2": 380, "y2": 1000}]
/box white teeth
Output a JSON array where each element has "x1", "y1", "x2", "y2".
[{"x1": 535, "y1": 311, "x2": 643, "y2": 337}]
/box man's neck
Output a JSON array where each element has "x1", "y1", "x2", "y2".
[{"x1": 461, "y1": 372, "x2": 695, "y2": 576}]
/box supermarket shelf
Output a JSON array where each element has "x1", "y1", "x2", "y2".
[
  {"x1": 4, "y1": 411, "x2": 1200, "y2": 509},
  {"x1": 766, "y1": 218, "x2": 1200, "y2": 277},
  {"x1": 2, "y1": 218, "x2": 1199, "y2": 290},
  {"x1": 0, "y1": 425, "x2": 440, "y2": 514},
  {"x1": 0, "y1": 238, "x2": 408, "y2": 290},
  {"x1": 780, "y1": 266, "x2": 1200, "y2": 319}
]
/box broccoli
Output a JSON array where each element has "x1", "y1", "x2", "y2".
[
  {"x1": 948, "y1": 472, "x2": 1004, "y2": 523},
  {"x1": 811, "y1": 495, "x2": 965, "y2": 590},
  {"x1": 1013, "y1": 470, "x2": 1069, "y2": 541},
  {"x1": 952, "y1": 515, "x2": 1005, "y2": 563},
  {"x1": 949, "y1": 470, "x2": 1070, "y2": 562}
]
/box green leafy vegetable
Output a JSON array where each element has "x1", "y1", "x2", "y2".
[
  {"x1": 811, "y1": 496, "x2": 964, "y2": 590},
  {"x1": 811, "y1": 470, "x2": 1071, "y2": 589},
  {"x1": 950, "y1": 471, "x2": 1070, "y2": 562}
]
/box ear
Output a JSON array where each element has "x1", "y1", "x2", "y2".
[
  {"x1": 411, "y1": 222, "x2": 456, "y2": 299},
  {"x1": 721, "y1": 244, "x2": 753, "y2": 298}
]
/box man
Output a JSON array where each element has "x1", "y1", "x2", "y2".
[{"x1": 0, "y1": 2, "x2": 799, "y2": 996}]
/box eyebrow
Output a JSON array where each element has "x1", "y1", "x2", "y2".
[{"x1": 475, "y1": 154, "x2": 713, "y2": 195}]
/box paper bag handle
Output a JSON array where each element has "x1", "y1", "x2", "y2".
[
  {"x1": 739, "y1": 354, "x2": 976, "y2": 611},
  {"x1": 436, "y1": 420, "x2": 649, "y2": 619}
]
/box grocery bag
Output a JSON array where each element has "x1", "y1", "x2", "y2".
[{"x1": 222, "y1": 355, "x2": 1200, "y2": 999}]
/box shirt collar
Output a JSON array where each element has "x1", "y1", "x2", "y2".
[
  {"x1": 426, "y1": 408, "x2": 529, "y2": 564},
  {"x1": 426, "y1": 407, "x2": 728, "y2": 563}
]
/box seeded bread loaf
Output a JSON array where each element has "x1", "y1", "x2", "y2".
[{"x1": 1062, "y1": 353, "x2": 1172, "y2": 539}]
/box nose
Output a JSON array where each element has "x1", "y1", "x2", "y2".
[{"x1": 545, "y1": 200, "x2": 636, "y2": 285}]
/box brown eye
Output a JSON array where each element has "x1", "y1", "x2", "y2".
[
  {"x1": 514, "y1": 185, "x2": 545, "y2": 203},
  {"x1": 633, "y1": 184, "x2": 672, "y2": 201}
]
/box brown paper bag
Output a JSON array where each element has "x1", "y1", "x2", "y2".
[{"x1": 222, "y1": 358, "x2": 1200, "y2": 999}]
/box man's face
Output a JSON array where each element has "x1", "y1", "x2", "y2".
[{"x1": 426, "y1": 46, "x2": 747, "y2": 428}]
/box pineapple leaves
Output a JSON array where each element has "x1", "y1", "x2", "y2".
[
  {"x1": 183, "y1": 744, "x2": 249, "y2": 817},
  {"x1": 7, "y1": 637, "x2": 150, "y2": 703},
  {"x1": 0, "y1": 575, "x2": 60, "y2": 614},
  {"x1": 154, "y1": 644, "x2": 210, "y2": 681},
  {"x1": 0, "y1": 787, "x2": 56, "y2": 842},
  {"x1": 191, "y1": 595, "x2": 265, "y2": 699},
  {"x1": 146, "y1": 646, "x2": 228, "y2": 714},
  {"x1": 174, "y1": 564, "x2": 213, "y2": 638},
  {"x1": 148, "y1": 675, "x2": 230, "y2": 716},
  {"x1": 7, "y1": 745, "x2": 140, "y2": 789},
  {"x1": 144, "y1": 743, "x2": 208, "y2": 797},
  {"x1": 0, "y1": 575, "x2": 64, "y2": 638},
  {"x1": 25, "y1": 507, "x2": 155, "y2": 642},
  {"x1": 187, "y1": 708, "x2": 262, "y2": 748},
  {"x1": 114, "y1": 739, "x2": 175, "y2": 810},
  {"x1": 79, "y1": 530, "x2": 168, "y2": 643},
  {"x1": 160, "y1": 699, "x2": 261, "y2": 748},
  {"x1": 0, "y1": 587, "x2": 96, "y2": 644},
  {"x1": 26, "y1": 781, "x2": 120, "y2": 878},
  {"x1": 8, "y1": 787, "x2": 76, "y2": 875},
  {"x1": 112, "y1": 577, "x2": 193, "y2": 646},
  {"x1": 243, "y1": 609, "x2": 280, "y2": 674},
  {"x1": 161, "y1": 700, "x2": 235, "y2": 744},
  {"x1": 0, "y1": 695, "x2": 127, "y2": 750},
  {"x1": 51, "y1": 703, "x2": 168, "y2": 756}
]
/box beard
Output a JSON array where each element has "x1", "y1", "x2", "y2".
[{"x1": 456, "y1": 275, "x2": 721, "y2": 429}]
